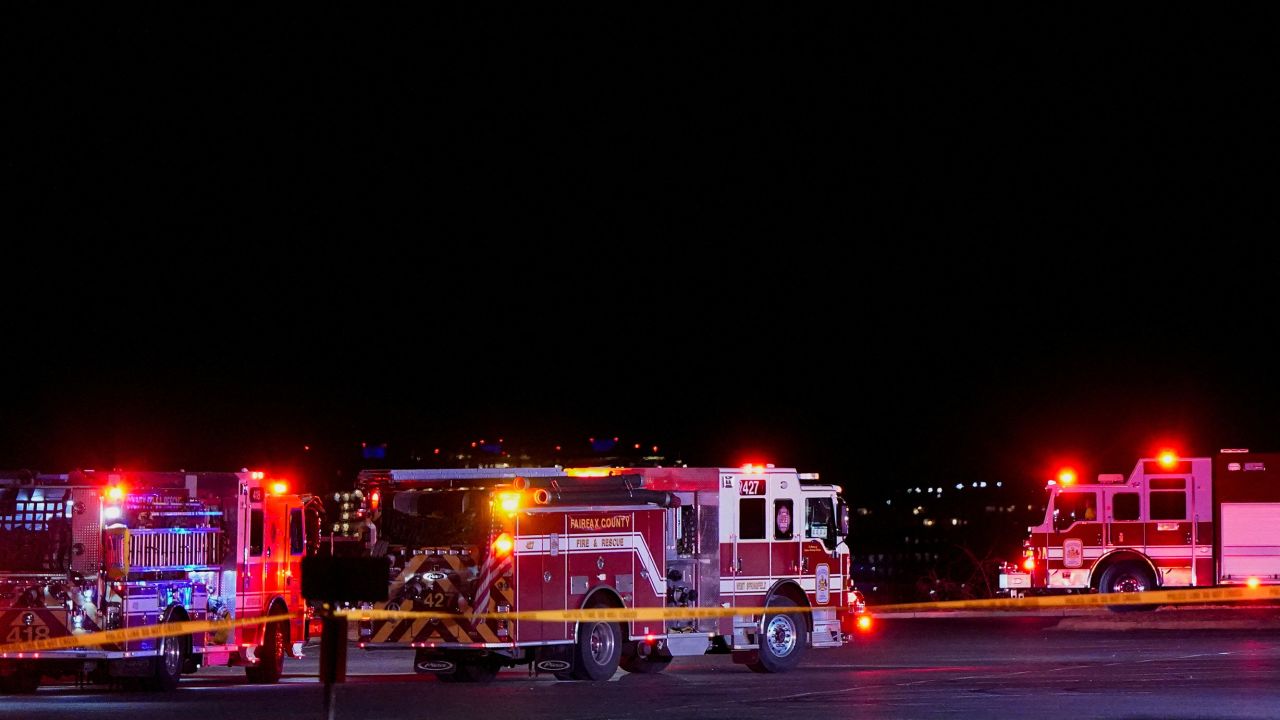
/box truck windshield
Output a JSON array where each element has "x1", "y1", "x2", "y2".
[
  {"x1": 0, "y1": 488, "x2": 74, "y2": 573},
  {"x1": 380, "y1": 489, "x2": 491, "y2": 547}
]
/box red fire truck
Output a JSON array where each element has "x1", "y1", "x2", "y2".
[
  {"x1": 350, "y1": 465, "x2": 855, "y2": 681},
  {"x1": 999, "y1": 450, "x2": 1280, "y2": 602},
  {"x1": 0, "y1": 469, "x2": 320, "y2": 693}
]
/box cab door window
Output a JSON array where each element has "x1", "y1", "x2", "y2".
[
  {"x1": 1112, "y1": 492, "x2": 1141, "y2": 521},
  {"x1": 1053, "y1": 491, "x2": 1098, "y2": 531},
  {"x1": 805, "y1": 497, "x2": 837, "y2": 550},
  {"x1": 249, "y1": 509, "x2": 264, "y2": 556},
  {"x1": 289, "y1": 508, "x2": 304, "y2": 555},
  {"x1": 1150, "y1": 491, "x2": 1187, "y2": 520},
  {"x1": 738, "y1": 498, "x2": 766, "y2": 539}
]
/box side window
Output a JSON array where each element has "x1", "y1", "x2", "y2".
[
  {"x1": 1113, "y1": 492, "x2": 1141, "y2": 521},
  {"x1": 249, "y1": 509, "x2": 264, "y2": 557},
  {"x1": 739, "y1": 498, "x2": 766, "y2": 540},
  {"x1": 1053, "y1": 492, "x2": 1097, "y2": 531},
  {"x1": 289, "y1": 508, "x2": 304, "y2": 555},
  {"x1": 1150, "y1": 491, "x2": 1187, "y2": 520},
  {"x1": 773, "y1": 499, "x2": 794, "y2": 540},
  {"x1": 806, "y1": 497, "x2": 836, "y2": 550}
]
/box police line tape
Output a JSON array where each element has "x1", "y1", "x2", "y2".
[
  {"x1": 871, "y1": 584, "x2": 1280, "y2": 613},
  {"x1": 0, "y1": 612, "x2": 298, "y2": 655},
  {"x1": 5, "y1": 585, "x2": 1279, "y2": 656},
  {"x1": 341, "y1": 606, "x2": 782, "y2": 623}
]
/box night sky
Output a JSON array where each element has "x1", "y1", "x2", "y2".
[{"x1": 6, "y1": 9, "x2": 1279, "y2": 505}]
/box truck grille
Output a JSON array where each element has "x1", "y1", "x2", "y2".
[{"x1": 115, "y1": 528, "x2": 223, "y2": 571}]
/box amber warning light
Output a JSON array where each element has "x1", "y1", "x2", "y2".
[{"x1": 492, "y1": 533, "x2": 515, "y2": 557}]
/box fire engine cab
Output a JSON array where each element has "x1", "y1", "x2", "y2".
[
  {"x1": 0, "y1": 470, "x2": 319, "y2": 693},
  {"x1": 1000, "y1": 450, "x2": 1280, "y2": 602},
  {"x1": 350, "y1": 465, "x2": 854, "y2": 681}
]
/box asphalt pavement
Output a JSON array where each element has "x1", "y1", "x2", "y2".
[{"x1": 4, "y1": 612, "x2": 1280, "y2": 720}]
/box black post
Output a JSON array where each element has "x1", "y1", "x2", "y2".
[
  {"x1": 302, "y1": 555, "x2": 389, "y2": 720},
  {"x1": 319, "y1": 604, "x2": 348, "y2": 720}
]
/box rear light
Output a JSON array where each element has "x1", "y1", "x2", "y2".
[
  {"x1": 856, "y1": 615, "x2": 873, "y2": 632},
  {"x1": 1022, "y1": 557, "x2": 1035, "y2": 571}
]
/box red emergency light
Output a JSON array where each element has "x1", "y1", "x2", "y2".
[{"x1": 1158, "y1": 450, "x2": 1179, "y2": 469}]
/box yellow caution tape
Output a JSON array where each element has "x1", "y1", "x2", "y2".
[
  {"x1": 872, "y1": 584, "x2": 1280, "y2": 613},
  {"x1": 0, "y1": 612, "x2": 298, "y2": 655},
  {"x1": 344, "y1": 606, "x2": 785, "y2": 623},
  {"x1": 7, "y1": 583, "x2": 1274, "y2": 656}
]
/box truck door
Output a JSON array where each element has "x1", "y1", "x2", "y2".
[
  {"x1": 803, "y1": 497, "x2": 838, "y2": 608},
  {"x1": 1146, "y1": 477, "x2": 1192, "y2": 586},
  {"x1": 726, "y1": 481, "x2": 769, "y2": 604},
  {"x1": 1051, "y1": 490, "x2": 1100, "y2": 586},
  {"x1": 286, "y1": 505, "x2": 306, "y2": 639},
  {"x1": 1106, "y1": 488, "x2": 1145, "y2": 550}
]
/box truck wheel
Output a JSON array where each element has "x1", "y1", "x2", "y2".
[
  {"x1": 148, "y1": 632, "x2": 186, "y2": 691},
  {"x1": 0, "y1": 670, "x2": 41, "y2": 694},
  {"x1": 569, "y1": 620, "x2": 622, "y2": 681},
  {"x1": 747, "y1": 596, "x2": 806, "y2": 673},
  {"x1": 1099, "y1": 562, "x2": 1157, "y2": 613},
  {"x1": 245, "y1": 620, "x2": 286, "y2": 684}
]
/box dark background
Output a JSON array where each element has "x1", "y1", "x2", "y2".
[{"x1": 5, "y1": 8, "x2": 1279, "y2": 594}]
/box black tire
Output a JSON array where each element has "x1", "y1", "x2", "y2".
[
  {"x1": 619, "y1": 644, "x2": 671, "y2": 674},
  {"x1": 1098, "y1": 562, "x2": 1157, "y2": 613},
  {"x1": 569, "y1": 620, "x2": 622, "y2": 681},
  {"x1": 746, "y1": 596, "x2": 806, "y2": 673},
  {"x1": 0, "y1": 670, "x2": 41, "y2": 694},
  {"x1": 245, "y1": 620, "x2": 286, "y2": 684},
  {"x1": 148, "y1": 631, "x2": 185, "y2": 691}
]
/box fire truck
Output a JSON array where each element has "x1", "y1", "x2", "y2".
[
  {"x1": 1000, "y1": 450, "x2": 1280, "y2": 603},
  {"x1": 0, "y1": 469, "x2": 319, "y2": 693},
  {"x1": 350, "y1": 465, "x2": 855, "y2": 681}
]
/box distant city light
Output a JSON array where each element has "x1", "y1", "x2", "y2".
[{"x1": 955, "y1": 483, "x2": 963, "y2": 490}]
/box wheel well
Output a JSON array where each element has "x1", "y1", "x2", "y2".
[
  {"x1": 767, "y1": 580, "x2": 812, "y2": 631},
  {"x1": 267, "y1": 597, "x2": 291, "y2": 647},
  {"x1": 577, "y1": 586, "x2": 626, "y2": 641},
  {"x1": 163, "y1": 605, "x2": 192, "y2": 655},
  {"x1": 1090, "y1": 552, "x2": 1159, "y2": 590}
]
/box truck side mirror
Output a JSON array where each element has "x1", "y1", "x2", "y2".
[{"x1": 837, "y1": 500, "x2": 850, "y2": 536}]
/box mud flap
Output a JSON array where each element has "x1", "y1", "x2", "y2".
[
  {"x1": 731, "y1": 650, "x2": 759, "y2": 666},
  {"x1": 413, "y1": 650, "x2": 456, "y2": 675},
  {"x1": 531, "y1": 644, "x2": 575, "y2": 675}
]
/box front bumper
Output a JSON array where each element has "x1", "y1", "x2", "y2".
[{"x1": 999, "y1": 572, "x2": 1031, "y2": 591}]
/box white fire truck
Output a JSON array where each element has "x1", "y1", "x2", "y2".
[
  {"x1": 351, "y1": 465, "x2": 857, "y2": 681},
  {"x1": 0, "y1": 470, "x2": 319, "y2": 693},
  {"x1": 1000, "y1": 450, "x2": 1280, "y2": 602}
]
